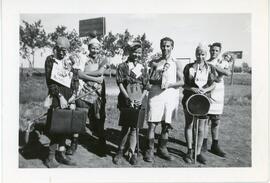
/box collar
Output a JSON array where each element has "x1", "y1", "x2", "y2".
[
  {"x1": 193, "y1": 60, "x2": 209, "y2": 71},
  {"x1": 53, "y1": 56, "x2": 63, "y2": 64},
  {"x1": 161, "y1": 56, "x2": 174, "y2": 62}
]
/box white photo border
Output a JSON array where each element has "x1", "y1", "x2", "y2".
[{"x1": 1, "y1": 0, "x2": 269, "y2": 182}]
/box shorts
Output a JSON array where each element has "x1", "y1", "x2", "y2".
[{"x1": 208, "y1": 114, "x2": 221, "y2": 121}]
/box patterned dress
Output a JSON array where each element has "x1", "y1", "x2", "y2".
[{"x1": 76, "y1": 55, "x2": 108, "y2": 120}]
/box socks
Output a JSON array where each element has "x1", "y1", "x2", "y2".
[
  {"x1": 212, "y1": 139, "x2": 218, "y2": 146},
  {"x1": 58, "y1": 146, "x2": 66, "y2": 151}
]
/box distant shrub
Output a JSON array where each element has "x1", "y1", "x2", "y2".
[
  {"x1": 233, "y1": 66, "x2": 242, "y2": 73},
  {"x1": 20, "y1": 75, "x2": 48, "y2": 104},
  {"x1": 224, "y1": 72, "x2": 251, "y2": 85},
  {"x1": 225, "y1": 94, "x2": 251, "y2": 106}
]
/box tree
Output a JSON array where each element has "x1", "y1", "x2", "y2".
[
  {"x1": 242, "y1": 62, "x2": 251, "y2": 73},
  {"x1": 101, "y1": 29, "x2": 153, "y2": 61},
  {"x1": 48, "y1": 26, "x2": 82, "y2": 53},
  {"x1": 134, "y1": 33, "x2": 153, "y2": 62},
  {"x1": 20, "y1": 20, "x2": 49, "y2": 68},
  {"x1": 101, "y1": 31, "x2": 118, "y2": 56}
]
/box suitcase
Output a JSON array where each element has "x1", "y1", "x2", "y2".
[{"x1": 47, "y1": 109, "x2": 86, "y2": 135}]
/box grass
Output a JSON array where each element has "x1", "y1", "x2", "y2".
[{"x1": 19, "y1": 69, "x2": 251, "y2": 168}]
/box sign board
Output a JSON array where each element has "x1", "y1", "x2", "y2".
[
  {"x1": 51, "y1": 59, "x2": 73, "y2": 88},
  {"x1": 79, "y1": 17, "x2": 106, "y2": 37},
  {"x1": 229, "y1": 51, "x2": 243, "y2": 59}
]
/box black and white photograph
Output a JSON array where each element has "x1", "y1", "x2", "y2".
[
  {"x1": 19, "y1": 13, "x2": 251, "y2": 168},
  {"x1": 1, "y1": 0, "x2": 269, "y2": 182}
]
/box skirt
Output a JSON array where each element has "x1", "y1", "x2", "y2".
[
  {"x1": 208, "y1": 80, "x2": 224, "y2": 115},
  {"x1": 147, "y1": 85, "x2": 179, "y2": 124}
]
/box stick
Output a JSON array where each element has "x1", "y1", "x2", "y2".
[
  {"x1": 136, "y1": 106, "x2": 142, "y2": 157},
  {"x1": 25, "y1": 90, "x2": 93, "y2": 131},
  {"x1": 136, "y1": 126, "x2": 140, "y2": 156},
  {"x1": 194, "y1": 116, "x2": 199, "y2": 164}
]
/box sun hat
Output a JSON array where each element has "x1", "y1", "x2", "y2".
[
  {"x1": 56, "y1": 37, "x2": 70, "y2": 49},
  {"x1": 88, "y1": 38, "x2": 102, "y2": 47},
  {"x1": 129, "y1": 40, "x2": 142, "y2": 51},
  {"x1": 195, "y1": 43, "x2": 208, "y2": 54}
]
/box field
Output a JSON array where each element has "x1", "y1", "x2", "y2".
[{"x1": 19, "y1": 69, "x2": 251, "y2": 168}]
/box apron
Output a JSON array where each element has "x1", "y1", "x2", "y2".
[{"x1": 207, "y1": 57, "x2": 226, "y2": 114}]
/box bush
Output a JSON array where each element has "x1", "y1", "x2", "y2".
[
  {"x1": 225, "y1": 94, "x2": 251, "y2": 106},
  {"x1": 233, "y1": 66, "x2": 242, "y2": 73},
  {"x1": 224, "y1": 73, "x2": 251, "y2": 85}
]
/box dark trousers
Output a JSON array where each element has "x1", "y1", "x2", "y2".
[{"x1": 76, "y1": 99, "x2": 106, "y2": 143}]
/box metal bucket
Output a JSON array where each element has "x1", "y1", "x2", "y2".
[{"x1": 186, "y1": 94, "x2": 210, "y2": 116}]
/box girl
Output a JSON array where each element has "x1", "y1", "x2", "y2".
[
  {"x1": 182, "y1": 43, "x2": 218, "y2": 164},
  {"x1": 113, "y1": 41, "x2": 148, "y2": 165}
]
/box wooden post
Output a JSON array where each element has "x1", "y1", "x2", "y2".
[
  {"x1": 194, "y1": 116, "x2": 199, "y2": 164},
  {"x1": 230, "y1": 59, "x2": 235, "y2": 85}
]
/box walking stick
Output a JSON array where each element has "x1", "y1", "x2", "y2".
[
  {"x1": 136, "y1": 123, "x2": 140, "y2": 157},
  {"x1": 136, "y1": 105, "x2": 143, "y2": 157},
  {"x1": 23, "y1": 90, "x2": 94, "y2": 145},
  {"x1": 194, "y1": 116, "x2": 199, "y2": 164}
]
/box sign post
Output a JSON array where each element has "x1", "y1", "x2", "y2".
[
  {"x1": 228, "y1": 51, "x2": 242, "y2": 85},
  {"x1": 79, "y1": 17, "x2": 106, "y2": 37},
  {"x1": 230, "y1": 59, "x2": 235, "y2": 85}
]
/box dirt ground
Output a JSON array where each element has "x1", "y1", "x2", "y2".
[{"x1": 19, "y1": 74, "x2": 251, "y2": 168}]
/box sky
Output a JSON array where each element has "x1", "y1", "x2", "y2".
[{"x1": 20, "y1": 14, "x2": 251, "y2": 68}]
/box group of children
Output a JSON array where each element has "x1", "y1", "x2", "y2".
[{"x1": 44, "y1": 36, "x2": 232, "y2": 168}]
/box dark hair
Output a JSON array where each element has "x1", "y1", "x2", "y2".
[
  {"x1": 160, "y1": 37, "x2": 174, "y2": 48},
  {"x1": 209, "y1": 42, "x2": 222, "y2": 49}
]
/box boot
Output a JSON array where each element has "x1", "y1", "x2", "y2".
[
  {"x1": 55, "y1": 151, "x2": 77, "y2": 166},
  {"x1": 197, "y1": 153, "x2": 207, "y2": 164},
  {"x1": 201, "y1": 138, "x2": 208, "y2": 152},
  {"x1": 144, "y1": 139, "x2": 155, "y2": 162},
  {"x1": 129, "y1": 153, "x2": 138, "y2": 165},
  {"x1": 113, "y1": 149, "x2": 123, "y2": 165},
  {"x1": 157, "y1": 139, "x2": 173, "y2": 161},
  {"x1": 96, "y1": 138, "x2": 108, "y2": 157},
  {"x1": 184, "y1": 149, "x2": 192, "y2": 164},
  {"x1": 66, "y1": 137, "x2": 78, "y2": 155},
  {"x1": 44, "y1": 150, "x2": 60, "y2": 168},
  {"x1": 210, "y1": 140, "x2": 226, "y2": 157}
]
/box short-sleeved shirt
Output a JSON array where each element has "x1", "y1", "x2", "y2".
[
  {"x1": 182, "y1": 61, "x2": 218, "y2": 110},
  {"x1": 116, "y1": 60, "x2": 149, "y2": 109},
  {"x1": 208, "y1": 57, "x2": 230, "y2": 82},
  {"x1": 79, "y1": 55, "x2": 109, "y2": 104}
]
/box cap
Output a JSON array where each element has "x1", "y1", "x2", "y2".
[{"x1": 56, "y1": 37, "x2": 70, "y2": 49}]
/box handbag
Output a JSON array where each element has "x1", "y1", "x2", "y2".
[{"x1": 47, "y1": 108, "x2": 86, "y2": 135}]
